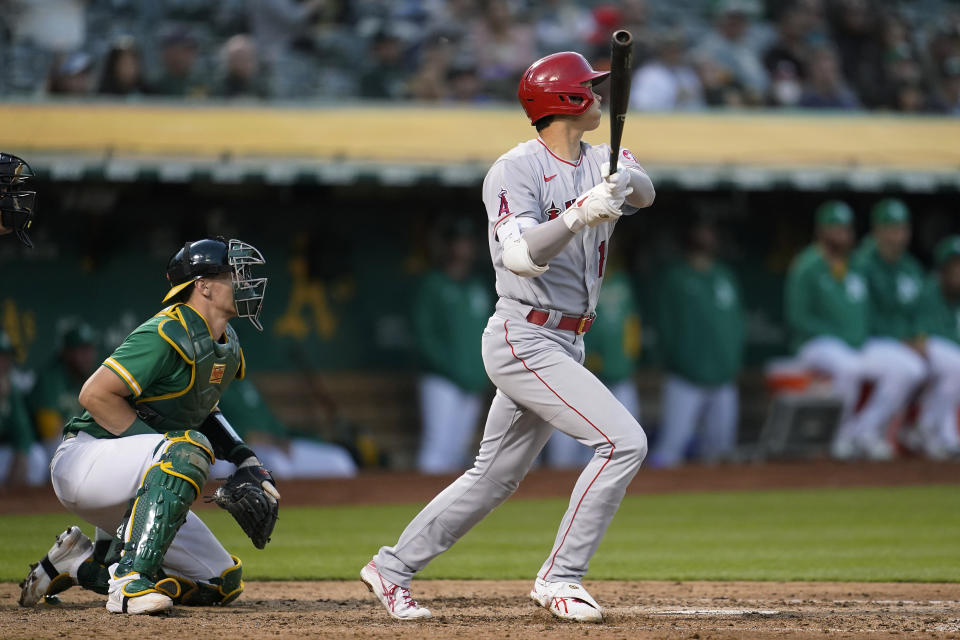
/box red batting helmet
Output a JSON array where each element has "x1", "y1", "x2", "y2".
[{"x1": 517, "y1": 52, "x2": 610, "y2": 124}]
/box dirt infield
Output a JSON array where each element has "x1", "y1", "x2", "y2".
[
  {"x1": 2, "y1": 580, "x2": 959, "y2": 639},
  {"x1": 2, "y1": 458, "x2": 958, "y2": 514}
]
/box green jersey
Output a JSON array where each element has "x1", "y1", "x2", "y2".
[
  {"x1": 0, "y1": 386, "x2": 36, "y2": 452},
  {"x1": 785, "y1": 245, "x2": 869, "y2": 350},
  {"x1": 586, "y1": 271, "x2": 641, "y2": 384},
  {"x1": 916, "y1": 276, "x2": 960, "y2": 345},
  {"x1": 411, "y1": 270, "x2": 492, "y2": 393},
  {"x1": 657, "y1": 260, "x2": 744, "y2": 386},
  {"x1": 65, "y1": 304, "x2": 245, "y2": 439},
  {"x1": 28, "y1": 358, "x2": 85, "y2": 441},
  {"x1": 851, "y1": 238, "x2": 924, "y2": 340}
]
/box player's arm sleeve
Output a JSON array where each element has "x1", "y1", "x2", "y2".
[
  {"x1": 101, "y1": 326, "x2": 177, "y2": 398},
  {"x1": 617, "y1": 147, "x2": 655, "y2": 211},
  {"x1": 784, "y1": 262, "x2": 833, "y2": 339},
  {"x1": 199, "y1": 409, "x2": 256, "y2": 465}
]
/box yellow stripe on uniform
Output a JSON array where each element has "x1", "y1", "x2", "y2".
[{"x1": 103, "y1": 357, "x2": 142, "y2": 396}]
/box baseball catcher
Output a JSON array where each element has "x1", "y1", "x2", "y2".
[
  {"x1": 0, "y1": 153, "x2": 36, "y2": 248},
  {"x1": 19, "y1": 237, "x2": 279, "y2": 614}
]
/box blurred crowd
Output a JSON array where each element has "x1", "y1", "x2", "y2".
[{"x1": 0, "y1": 0, "x2": 958, "y2": 113}]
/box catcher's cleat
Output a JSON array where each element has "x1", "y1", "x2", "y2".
[
  {"x1": 530, "y1": 577, "x2": 604, "y2": 622},
  {"x1": 106, "y1": 573, "x2": 179, "y2": 615},
  {"x1": 19, "y1": 526, "x2": 93, "y2": 607},
  {"x1": 360, "y1": 560, "x2": 432, "y2": 620}
]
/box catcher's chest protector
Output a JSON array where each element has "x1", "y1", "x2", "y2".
[{"x1": 135, "y1": 304, "x2": 244, "y2": 431}]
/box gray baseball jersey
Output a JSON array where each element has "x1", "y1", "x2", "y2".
[
  {"x1": 482, "y1": 138, "x2": 644, "y2": 315},
  {"x1": 373, "y1": 137, "x2": 651, "y2": 592}
]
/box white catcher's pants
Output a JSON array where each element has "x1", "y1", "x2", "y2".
[
  {"x1": 416, "y1": 374, "x2": 485, "y2": 474},
  {"x1": 50, "y1": 431, "x2": 235, "y2": 582}
]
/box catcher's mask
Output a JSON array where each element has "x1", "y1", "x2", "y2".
[
  {"x1": 163, "y1": 236, "x2": 268, "y2": 331},
  {"x1": 0, "y1": 153, "x2": 36, "y2": 248}
]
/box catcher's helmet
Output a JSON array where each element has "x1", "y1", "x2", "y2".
[
  {"x1": 0, "y1": 153, "x2": 36, "y2": 249},
  {"x1": 517, "y1": 52, "x2": 610, "y2": 124},
  {"x1": 163, "y1": 236, "x2": 268, "y2": 331}
]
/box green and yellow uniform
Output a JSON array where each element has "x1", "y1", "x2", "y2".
[
  {"x1": 587, "y1": 271, "x2": 641, "y2": 384},
  {"x1": 784, "y1": 245, "x2": 869, "y2": 351},
  {"x1": 851, "y1": 237, "x2": 924, "y2": 340},
  {"x1": 29, "y1": 358, "x2": 85, "y2": 442},
  {"x1": 1, "y1": 385, "x2": 36, "y2": 455},
  {"x1": 657, "y1": 260, "x2": 744, "y2": 386},
  {"x1": 65, "y1": 303, "x2": 244, "y2": 439},
  {"x1": 917, "y1": 276, "x2": 960, "y2": 345},
  {"x1": 411, "y1": 269, "x2": 491, "y2": 393}
]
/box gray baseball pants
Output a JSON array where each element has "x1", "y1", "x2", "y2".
[{"x1": 375, "y1": 298, "x2": 647, "y2": 586}]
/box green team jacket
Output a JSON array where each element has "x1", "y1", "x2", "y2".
[
  {"x1": 850, "y1": 238, "x2": 924, "y2": 340},
  {"x1": 65, "y1": 303, "x2": 245, "y2": 439},
  {"x1": 0, "y1": 386, "x2": 36, "y2": 452},
  {"x1": 916, "y1": 276, "x2": 960, "y2": 344},
  {"x1": 785, "y1": 245, "x2": 869, "y2": 351},
  {"x1": 656, "y1": 260, "x2": 745, "y2": 386},
  {"x1": 411, "y1": 270, "x2": 492, "y2": 394},
  {"x1": 28, "y1": 358, "x2": 85, "y2": 441},
  {"x1": 586, "y1": 271, "x2": 641, "y2": 384}
]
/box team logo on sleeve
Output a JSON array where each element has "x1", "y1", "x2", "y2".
[
  {"x1": 209, "y1": 363, "x2": 226, "y2": 384},
  {"x1": 622, "y1": 149, "x2": 638, "y2": 163},
  {"x1": 498, "y1": 189, "x2": 511, "y2": 216}
]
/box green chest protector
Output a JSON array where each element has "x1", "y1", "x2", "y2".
[{"x1": 135, "y1": 304, "x2": 245, "y2": 431}]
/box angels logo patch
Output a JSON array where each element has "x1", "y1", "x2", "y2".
[
  {"x1": 622, "y1": 149, "x2": 638, "y2": 164},
  {"x1": 498, "y1": 188, "x2": 511, "y2": 216}
]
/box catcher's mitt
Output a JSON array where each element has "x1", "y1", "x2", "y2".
[{"x1": 210, "y1": 465, "x2": 279, "y2": 549}]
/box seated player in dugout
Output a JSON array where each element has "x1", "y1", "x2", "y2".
[
  {"x1": 0, "y1": 153, "x2": 36, "y2": 248},
  {"x1": 19, "y1": 237, "x2": 281, "y2": 615}
]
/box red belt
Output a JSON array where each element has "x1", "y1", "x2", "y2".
[{"x1": 526, "y1": 309, "x2": 595, "y2": 335}]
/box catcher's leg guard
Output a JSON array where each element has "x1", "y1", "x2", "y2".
[
  {"x1": 170, "y1": 555, "x2": 244, "y2": 606},
  {"x1": 111, "y1": 431, "x2": 214, "y2": 607},
  {"x1": 76, "y1": 529, "x2": 122, "y2": 595}
]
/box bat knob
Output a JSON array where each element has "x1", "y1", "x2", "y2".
[{"x1": 613, "y1": 30, "x2": 633, "y2": 45}]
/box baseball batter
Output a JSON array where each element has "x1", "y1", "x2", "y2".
[
  {"x1": 361, "y1": 51, "x2": 655, "y2": 622},
  {"x1": 18, "y1": 237, "x2": 280, "y2": 615}
]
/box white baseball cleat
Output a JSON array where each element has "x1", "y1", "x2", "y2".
[
  {"x1": 530, "y1": 577, "x2": 604, "y2": 622},
  {"x1": 19, "y1": 526, "x2": 93, "y2": 607},
  {"x1": 106, "y1": 572, "x2": 177, "y2": 615},
  {"x1": 360, "y1": 560, "x2": 432, "y2": 620}
]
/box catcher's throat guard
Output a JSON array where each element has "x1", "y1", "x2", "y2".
[{"x1": 163, "y1": 237, "x2": 268, "y2": 331}]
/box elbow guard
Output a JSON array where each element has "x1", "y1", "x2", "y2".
[
  {"x1": 501, "y1": 235, "x2": 549, "y2": 277},
  {"x1": 198, "y1": 411, "x2": 254, "y2": 465}
]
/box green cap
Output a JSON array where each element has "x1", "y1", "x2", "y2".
[
  {"x1": 815, "y1": 200, "x2": 854, "y2": 228},
  {"x1": 0, "y1": 331, "x2": 13, "y2": 354},
  {"x1": 934, "y1": 235, "x2": 960, "y2": 267},
  {"x1": 59, "y1": 323, "x2": 96, "y2": 349},
  {"x1": 871, "y1": 198, "x2": 910, "y2": 227}
]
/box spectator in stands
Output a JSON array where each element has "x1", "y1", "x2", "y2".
[
  {"x1": 470, "y1": 0, "x2": 536, "y2": 101},
  {"x1": 247, "y1": 0, "x2": 326, "y2": 67},
  {"x1": 28, "y1": 322, "x2": 98, "y2": 461},
  {"x1": 630, "y1": 30, "x2": 704, "y2": 111},
  {"x1": 546, "y1": 253, "x2": 643, "y2": 468},
  {"x1": 0, "y1": 331, "x2": 46, "y2": 487},
  {"x1": 827, "y1": 0, "x2": 883, "y2": 108},
  {"x1": 696, "y1": 57, "x2": 747, "y2": 107},
  {"x1": 785, "y1": 201, "x2": 920, "y2": 460},
  {"x1": 7, "y1": 0, "x2": 87, "y2": 53},
  {"x1": 210, "y1": 377, "x2": 357, "y2": 480},
  {"x1": 150, "y1": 27, "x2": 207, "y2": 97},
  {"x1": 849, "y1": 199, "x2": 927, "y2": 451},
  {"x1": 763, "y1": 6, "x2": 813, "y2": 107},
  {"x1": 940, "y1": 57, "x2": 960, "y2": 115},
  {"x1": 411, "y1": 219, "x2": 492, "y2": 474},
  {"x1": 408, "y1": 34, "x2": 454, "y2": 102},
  {"x1": 649, "y1": 219, "x2": 744, "y2": 468},
  {"x1": 358, "y1": 29, "x2": 410, "y2": 100},
  {"x1": 693, "y1": 0, "x2": 770, "y2": 106},
  {"x1": 212, "y1": 34, "x2": 269, "y2": 98},
  {"x1": 532, "y1": 0, "x2": 595, "y2": 57},
  {"x1": 912, "y1": 236, "x2": 960, "y2": 459},
  {"x1": 47, "y1": 51, "x2": 94, "y2": 95},
  {"x1": 97, "y1": 36, "x2": 147, "y2": 97},
  {"x1": 798, "y1": 45, "x2": 860, "y2": 109},
  {"x1": 447, "y1": 64, "x2": 488, "y2": 103}
]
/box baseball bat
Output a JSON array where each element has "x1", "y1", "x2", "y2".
[{"x1": 608, "y1": 29, "x2": 634, "y2": 174}]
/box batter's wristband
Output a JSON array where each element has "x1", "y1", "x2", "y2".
[{"x1": 227, "y1": 444, "x2": 256, "y2": 466}]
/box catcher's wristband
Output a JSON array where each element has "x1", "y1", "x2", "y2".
[{"x1": 227, "y1": 444, "x2": 256, "y2": 466}]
